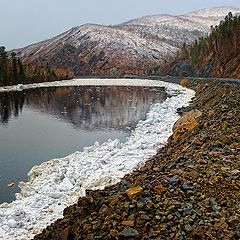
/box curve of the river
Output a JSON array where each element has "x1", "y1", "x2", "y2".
[{"x1": 0, "y1": 79, "x2": 195, "y2": 240}]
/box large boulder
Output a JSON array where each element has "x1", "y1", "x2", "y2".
[{"x1": 172, "y1": 110, "x2": 202, "y2": 140}]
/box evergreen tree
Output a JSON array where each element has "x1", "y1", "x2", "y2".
[
  {"x1": 0, "y1": 46, "x2": 8, "y2": 84},
  {"x1": 17, "y1": 58, "x2": 25, "y2": 83},
  {"x1": 178, "y1": 12, "x2": 240, "y2": 78},
  {"x1": 11, "y1": 52, "x2": 18, "y2": 84},
  {"x1": 0, "y1": 46, "x2": 74, "y2": 86}
]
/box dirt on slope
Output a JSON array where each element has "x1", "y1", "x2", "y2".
[{"x1": 34, "y1": 79, "x2": 240, "y2": 240}]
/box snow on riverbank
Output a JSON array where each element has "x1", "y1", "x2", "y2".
[
  {"x1": 1, "y1": 78, "x2": 185, "y2": 92},
  {"x1": 0, "y1": 79, "x2": 195, "y2": 240}
]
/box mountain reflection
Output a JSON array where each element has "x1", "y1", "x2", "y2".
[{"x1": 0, "y1": 86, "x2": 167, "y2": 130}]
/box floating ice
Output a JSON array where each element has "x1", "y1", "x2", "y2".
[
  {"x1": 7, "y1": 219, "x2": 17, "y2": 229},
  {"x1": 0, "y1": 79, "x2": 195, "y2": 240}
]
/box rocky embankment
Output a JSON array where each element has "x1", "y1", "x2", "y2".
[{"x1": 34, "y1": 79, "x2": 240, "y2": 240}]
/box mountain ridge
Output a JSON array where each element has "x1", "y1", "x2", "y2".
[
  {"x1": 168, "y1": 11, "x2": 240, "y2": 79},
  {"x1": 13, "y1": 7, "x2": 240, "y2": 77}
]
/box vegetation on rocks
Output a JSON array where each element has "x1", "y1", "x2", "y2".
[
  {"x1": 0, "y1": 46, "x2": 74, "y2": 86},
  {"x1": 169, "y1": 12, "x2": 240, "y2": 78},
  {"x1": 33, "y1": 79, "x2": 240, "y2": 239},
  {"x1": 180, "y1": 78, "x2": 190, "y2": 87}
]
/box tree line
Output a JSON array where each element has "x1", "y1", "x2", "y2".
[
  {"x1": 0, "y1": 46, "x2": 74, "y2": 86},
  {"x1": 145, "y1": 12, "x2": 240, "y2": 78},
  {"x1": 181, "y1": 12, "x2": 240, "y2": 69}
]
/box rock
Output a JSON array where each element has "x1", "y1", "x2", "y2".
[
  {"x1": 210, "y1": 198, "x2": 221, "y2": 212},
  {"x1": 184, "y1": 224, "x2": 192, "y2": 232},
  {"x1": 118, "y1": 227, "x2": 139, "y2": 238},
  {"x1": 99, "y1": 204, "x2": 108, "y2": 214},
  {"x1": 209, "y1": 143, "x2": 223, "y2": 150},
  {"x1": 230, "y1": 169, "x2": 240, "y2": 175},
  {"x1": 175, "y1": 156, "x2": 189, "y2": 164},
  {"x1": 163, "y1": 163, "x2": 176, "y2": 171},
  {"x1": 146, "y1": 199, "x2": 154, "y2": 209},
  {"x1": 181, "y1": 183, "x2": 193, "y2": 191},
  {"x1": 124, "y1": 202, "x2": 130, "y2": 209},
  {"x1": 163, "y1": 156, "x2": 189, "y2": 171},
  {"x1": 141, "y1": 214, "x2": 150, "y2": 221},
  {"x1": 126, "y1": 186, "x2": 143, "y2": 199},
  {"x1": 181, "y1": 204, "x2": 193, "y2": 216},
  {"x1": 172, "y1": 110, "x2": 202, "y2": 140},
  {"x1": 153, "y1": 184, "x2": 166, "y2": 194},
  {"x1": 169, "y1": 175, "x2": 180, "y2": 186},
  {"x1": 121, "y1": 220, "x2": 135, "y2": 227},
  {"x1": 191, "y1": 137, "x2": 203, "y2": 145},
  {"x1": 61, "y1": 228, "x2": 69, "y2": 240},
  {"x1": 137, "y1": 198, "x2": 146, "y2": 208},
  {"x1": 110, "y1": 230, "x2": 118, "y2": 237},
  {"x1": 7, "y1": 182, "x2": 15, "y2": 188}
]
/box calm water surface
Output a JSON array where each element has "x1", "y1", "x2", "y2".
[{"x1": 0, "y1": 86, "x2": 166, "y2": 203}]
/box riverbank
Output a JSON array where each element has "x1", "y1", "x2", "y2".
[
  {"x1": 0, "y1": 79, "x2": 195, "y2": 240},
  {"x1": 33, "y1": 78, "x2": 240, "y2": 239}
]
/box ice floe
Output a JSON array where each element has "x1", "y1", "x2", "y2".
[{"x1": 0, "y1": 79, "x2": 195, "y2": 239}]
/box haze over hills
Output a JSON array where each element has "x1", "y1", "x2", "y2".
[{"x1": 14, "y1": 7, "x2": 240, "y2": 77}]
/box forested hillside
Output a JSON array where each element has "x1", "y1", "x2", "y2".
[
  {"x1": 169, "y1": 12, "x2": 240, "y2": 78},
  {"x1": 0, "y1": 46, "x2": 74, "y2": 86}
]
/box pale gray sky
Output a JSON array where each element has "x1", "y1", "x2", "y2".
[{"x1": 1, "y1": 0, "x2": 239, "y2": 50}]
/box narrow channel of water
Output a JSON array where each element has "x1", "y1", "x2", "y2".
[{"x1": 0, "y1": 86, "x2": 166, "y2": 203}]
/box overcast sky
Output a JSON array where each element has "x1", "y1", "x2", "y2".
[{"x1": 1, "y1": 0, "x2": 240, "y2": 50}]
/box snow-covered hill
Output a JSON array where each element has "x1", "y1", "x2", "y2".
[{"x1": 14, "y1": 7, "x2": 240, "y2": 76}]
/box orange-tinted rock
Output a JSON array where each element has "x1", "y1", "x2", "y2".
[
  {"x1": 61, "y1": 228, "x2": 69, "y2": 240},
  {"x1": 122, "y1": 220, "x2": 135, "y2": 227},
  {"x1": 154, "y1": 184, "x2": 166, "y2": 194},
  {"x1": 126, "y1": 186, "x2": 143, "y2": 199},
  {"x1": 172, "y1": 110, "x2": 202, "y2": 140}
]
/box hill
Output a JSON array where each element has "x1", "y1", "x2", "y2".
[
  {"x1": 169, "y1": 12, "x2": 240, "y2": 78},
  {"x1": 13, "y1": 7, "x2": 240, "y2": 77},
  {"x1": 0, "y1": 46, "x2": 74, "y2": 86}
]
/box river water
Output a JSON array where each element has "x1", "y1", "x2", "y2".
[{"x1": 0, "y1": 85, "x2": 166, "y2": 203}]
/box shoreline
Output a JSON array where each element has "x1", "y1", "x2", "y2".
[
  {"x1": 0, "y1": 78, "x2": 178, "y2": 93},
  {"x1": 0, "y1": 79, "x2": 195, "y2": 240},
  {"x1": 34, "y1": 78, "x2": 240, "y2": 239}
]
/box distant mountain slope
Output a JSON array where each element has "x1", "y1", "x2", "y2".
[
  {"x1": 169, "y1": 11, "x2": 240, "y2": 79},
  {"x1": 14, "y1": 7, "x2": 240, "y2": 77}
]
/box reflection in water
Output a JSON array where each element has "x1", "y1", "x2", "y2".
[
  {"x1": 0, "y1": 86, "x2": 167, "y2": 203},
  {"x1": 0, "y1": 92, "x2": 25, "y2": 124},
  {"x1": 0, "y1": 86, "x2": 167, "y2": 130}
]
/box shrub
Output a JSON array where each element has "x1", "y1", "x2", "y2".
[{"x1": 180, "y1": 78, "x2": 190, "y2": 87}]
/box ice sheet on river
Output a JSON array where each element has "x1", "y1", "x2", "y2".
[{"x1": 0, "y1": 79, "x2": 195, "y2": 239}]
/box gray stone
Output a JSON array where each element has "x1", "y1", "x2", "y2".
[
  {"x1": 182, "y1": 183, "x2": 193, "y2": 191},
  {"x1": 181, "y1": 203, "x2": 193, "y2": 216},
  {"x1": 210, "y1": 198, "x2": 221, "y2": 212},
  {"x1": 141, "y1": 214, "x2": 150, "y2": 220},
  {"x1": 119, "y1": 227, "x2": 139, "y2": 238},
  {"x1": 170, "y1": 175, "x2": 180, "y2": 186}
]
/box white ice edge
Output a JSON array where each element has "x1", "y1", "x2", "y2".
[
  {"x1": 2, "y1": 78, "x2": 179, "y2": 92},
  {"x1": 0, "y1": 79, "x2": 195, "y2": 240}
]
